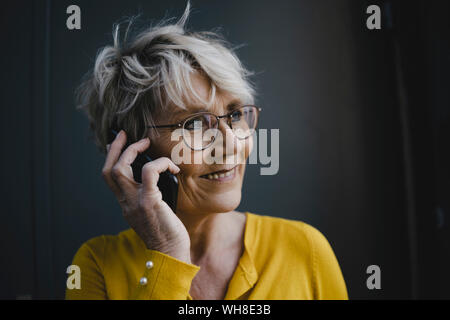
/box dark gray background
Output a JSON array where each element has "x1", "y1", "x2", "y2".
[{"x1": 1, "y1": 0, "x2": 449, "y2": 299}]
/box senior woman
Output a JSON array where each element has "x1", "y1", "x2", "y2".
[{"x1": 67, "y1": 3, "x2": 348, "y2": 300}]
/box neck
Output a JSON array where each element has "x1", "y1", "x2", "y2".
[{"x1": 176, "y1": 210, "x2": 240, "y2": 265}]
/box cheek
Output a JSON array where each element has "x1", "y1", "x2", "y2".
[
  {"x1": 247, "y1": 136, "x2": 254, "y2": 157},
  {"x1": 149, "y1": 133, "x2": 181, "y2": 159},
  {"x1": 178, "y1": 163, "x2": 203, "y2": 180},
  {"x1": 240, "y1": 136, "x2": 253, "y2": 162},
  {"x1": 177, "y1": 147, "x2": 206, "y2": 179}
]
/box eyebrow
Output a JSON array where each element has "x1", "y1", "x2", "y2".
[
  {"x1": 226, "y1": 99, "x2": 241, "y2": 111},
  {"x1": 171, "y1": 99, "x2": 243, "y2": 121}
]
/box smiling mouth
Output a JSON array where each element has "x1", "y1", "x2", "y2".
[{"x1": 200, "y1": 166, "x2": 237, "y2": 181}]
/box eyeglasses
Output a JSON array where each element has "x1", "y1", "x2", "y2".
[{"x1": 147, "y1": 105, "x2": 261, "y2": 151}]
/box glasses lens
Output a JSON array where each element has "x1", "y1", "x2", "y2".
[
  {"x1": 231, "y1": 106, "x2": 258, "y2": 139},
  {"x1": 183, "y1": 114, "x2": 218, "y2": 150}
]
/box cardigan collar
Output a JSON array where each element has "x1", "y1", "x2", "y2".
[
  {"x1": 223, "y1": 211, "x2": 258, "y2": 300},
  {"x1": 187, "y1": 211, "x2": 259, "y2": 300}
]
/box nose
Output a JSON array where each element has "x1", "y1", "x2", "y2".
[{"x1": 210, "y1": 117, "x2": 239, "y2": 160}]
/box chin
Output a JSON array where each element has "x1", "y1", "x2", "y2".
[{"x1": 201, "y1": 190, "x2": 242, "y2": 214}]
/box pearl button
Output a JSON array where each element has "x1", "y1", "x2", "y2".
[
  {"x1": 139, "y1": 277, "x2": 148, "y2": 286},
  {"x1": 146, "y1": 261, "x2": 154, "y2": 269}
]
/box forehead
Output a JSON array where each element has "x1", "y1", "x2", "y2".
[{"x1": 167, "y1": 73, "x2": 244, "y2": 119}]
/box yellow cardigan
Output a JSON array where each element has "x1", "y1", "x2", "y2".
[{"x1": 66, "y1": 212, "x2": 348, "y2": 300}]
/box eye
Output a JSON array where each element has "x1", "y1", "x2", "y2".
[
  {"x1": 184, "y1": 115, "x2": 214, "y2": 131},
  {"x1": 230, "y1": 109, "x2": 243, "y2": 122},
  {"x1": 184, "y1": 118, "x2": 203, "y2": 130}
]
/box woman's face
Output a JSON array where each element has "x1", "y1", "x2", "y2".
[{"x1": 148, "y1": 73, "x2": 253, "y2": 216}]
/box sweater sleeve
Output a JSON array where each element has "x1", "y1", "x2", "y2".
[
  {"x1": 65, "y1": 236, "x2": 201, "y2": 300},
  {"x1": 303, "y1": 224, "x2": 349, "y2": 300},
  {"x1": 130, "y1": 249, "x2": 201, "y2": 300},
  {"x1": 65, "y1": 238, "x2": 107, "y2": 300}
]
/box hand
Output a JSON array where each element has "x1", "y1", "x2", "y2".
[{"x1": 102, "y1": 130, "x2": 191, "y2": 263}]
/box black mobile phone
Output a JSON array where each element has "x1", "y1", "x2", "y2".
[{"x1": 110, "y1": 129, "x2": 178, "y2": 213}]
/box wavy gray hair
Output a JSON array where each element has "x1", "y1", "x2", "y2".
[{"x1": 76, "y1": 1, "x2": 256, "y2": 153}]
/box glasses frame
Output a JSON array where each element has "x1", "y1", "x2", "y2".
[{"x1": 147, "y1": 105, "x2": 262, "y2": 151}]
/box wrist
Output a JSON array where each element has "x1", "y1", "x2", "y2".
[{"x1": 146, "y1": 242, "x2": 191, "y2": 264}]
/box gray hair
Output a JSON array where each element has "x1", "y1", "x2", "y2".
[{"x1": 76, "y1": 1, "x2": 256, "y2": 153}]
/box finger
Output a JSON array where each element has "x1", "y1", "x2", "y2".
[
  {"x1": 116, "y1": 137, "x2": 151, "y2": 168},
  {"x1": 141, "y1": 157, "x2": 180, "y2": 194},
  {"x1": 111, "y1": 137, "x2": 151, "y2": 194},
  {"x1": 102, "y1": 130, "x2": 127, "y2": 198},
  {"x1": 104, "y1": 130, "x2": 127, "y2": 172}
]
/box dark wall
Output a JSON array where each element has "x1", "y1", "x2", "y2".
[
  {"x1": 1, "y1": 0, "x2": 448, "y2": 299},
  {"x1": 395, "y1": 0, "x2": 450, "y2": 298}
]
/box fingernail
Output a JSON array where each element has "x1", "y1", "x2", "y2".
[
  {"x1": 106, "y1": 144, "x2": 111, "y2": 152},
  {"x1": 117, "y1": 130, "x2": 124, "y2": 138}
]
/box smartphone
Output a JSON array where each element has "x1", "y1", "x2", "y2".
[{"x1": 110, "y1": 129, "x2": 178, "y2": 213}]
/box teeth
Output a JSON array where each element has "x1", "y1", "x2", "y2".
[{"x1": 204, "y1": 168, "x2": 235, "y2": 180}]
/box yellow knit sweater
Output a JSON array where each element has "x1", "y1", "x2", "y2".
[{"x1": 66, "y1": 212, "x2": 348, "y2": 300}]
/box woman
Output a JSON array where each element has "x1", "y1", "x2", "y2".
[{"x1": 67, "y1": 3, "x2": 348, "y2": 300}]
